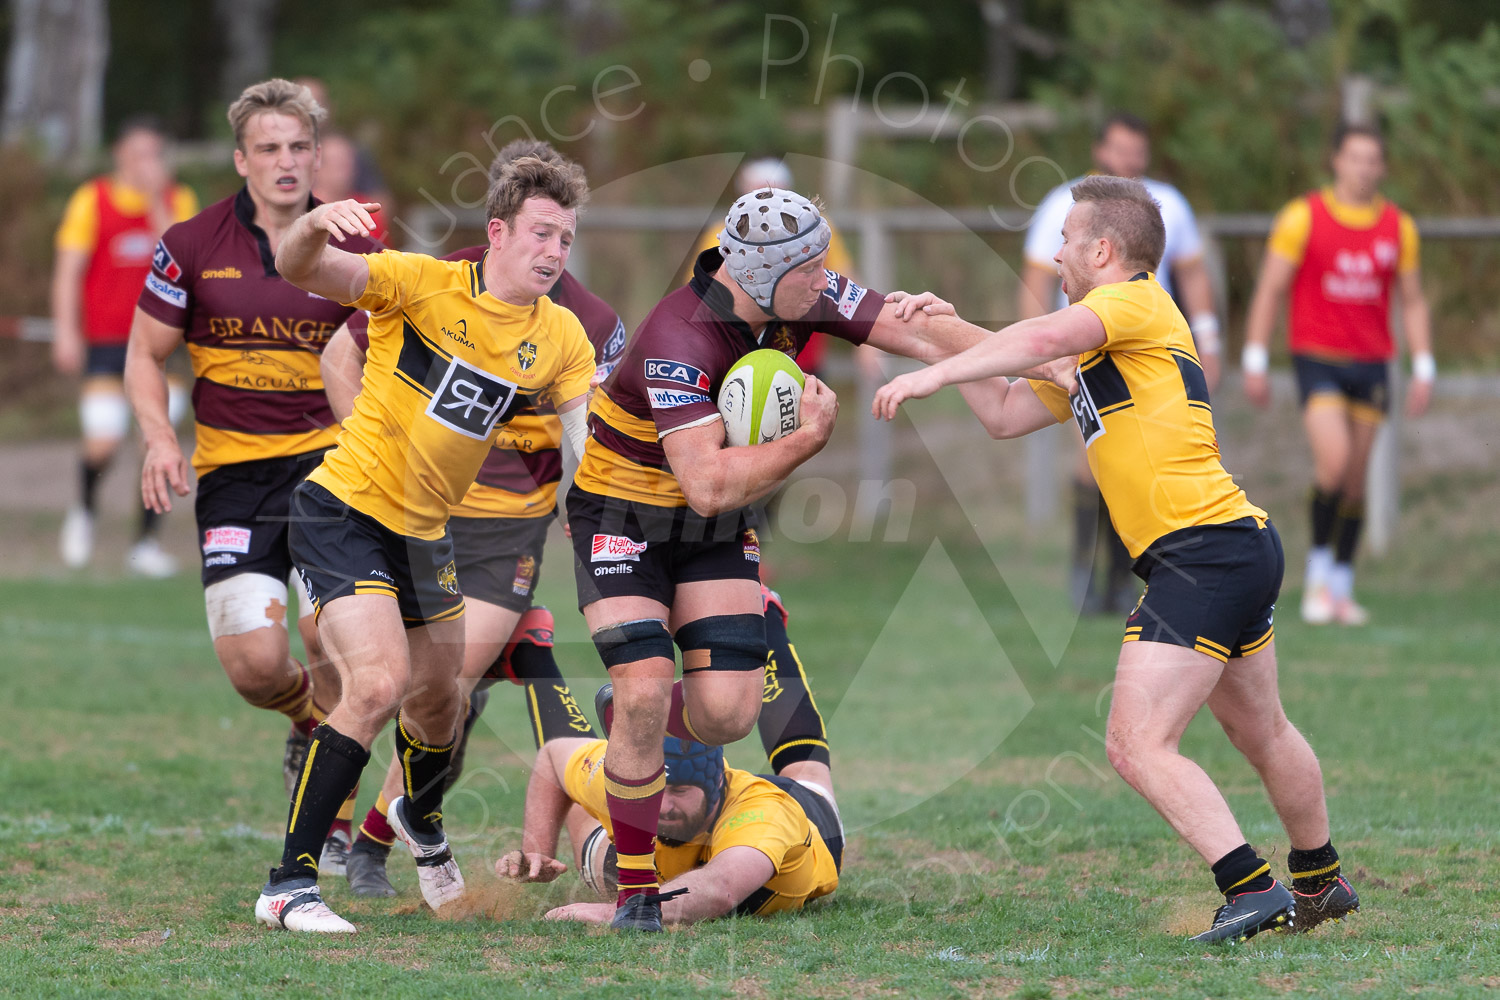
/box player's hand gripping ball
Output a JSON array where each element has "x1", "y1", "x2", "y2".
[{"x1": 718, "y1": 348, "x2": 805, "y2": 447}]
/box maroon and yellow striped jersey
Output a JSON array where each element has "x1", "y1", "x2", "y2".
[
  {"x1": 135, "y1": 188, "x2": 381, "y2": 475},
  {"x1": 574, "y1": 250, "x2": 882, "y2": 507}
]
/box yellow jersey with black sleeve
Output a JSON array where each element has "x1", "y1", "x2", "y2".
[
  {"x1": 564, "y1": 739, "x2": 839, "y2": 915},
  {"x1": 307, "y1": 250, "x2": 596, "y2": 541},
  {"x1": 1027, "y1": 274, "x2": 1265, "y2": 559}
]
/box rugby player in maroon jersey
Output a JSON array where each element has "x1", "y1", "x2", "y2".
[
  {"x1": 123, "y1": 79, "x2": 381, "y2": 869},
  {"x1": 567, "y1": 187, "x2": 1062, "y2": 931}
]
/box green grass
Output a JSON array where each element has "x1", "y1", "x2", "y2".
[{"x1": 2, "y1": 521, "x2": 1498, "y2": 999}]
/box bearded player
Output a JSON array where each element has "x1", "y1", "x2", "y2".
[
  {"x1": 875, "y1": 176, "x2": 1358, "y2": 943},
  {"x1": 500, "y1": 586, "x2": 842, "y2": 924}
]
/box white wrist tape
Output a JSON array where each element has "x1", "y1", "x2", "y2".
[
  {"x1": 1412, "y1": 353, "x2": 1436, "y2": 381},
  {"x1": 1189, "y1": 314, "x2": 1221, "y2": 354},
  {"x1": 1241, "y1": 344, "x2": 1269, "y2": 375}
]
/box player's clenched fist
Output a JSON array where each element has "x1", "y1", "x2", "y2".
[
  {"x1": 798, "y1": 374, "x2": 839, "y2": 445},
  {"x1": 871, "y1": 367, "x2": 945, "y2": 421},
  {"x1": 309, "y1": 199, "x2": 381, "y2": 242},
  {"x1": 496, "y1": 850, "x2": 567, "y2": 883}
]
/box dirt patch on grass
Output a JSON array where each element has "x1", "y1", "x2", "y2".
[{"x1": 100, "y1": 929, "x2": 174, "y2": 953}]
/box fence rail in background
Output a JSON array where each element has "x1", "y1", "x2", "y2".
[{"x1": 10, "y1": 206, "x2": 1498, "y2": 557}]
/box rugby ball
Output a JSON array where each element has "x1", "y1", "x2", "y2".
[{"x1": 718, "y1": 349, "x2": 805, "y2": 447}]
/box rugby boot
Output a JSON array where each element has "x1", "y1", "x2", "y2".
[
  {"x1": 346, "y1": 839, "x2": 397, "y2": 898},
  {"x1": 319, "y1": 828, "x2": 351, "y2": 878},
  {"x1": 1292, "y1": 876, "x2": 1360, "y2": 932},
  {"x1": 1189, "y1": 880, "x2": 1295, "y2": 944},
  {"x1": 255, "y1": 874, "x2": 355, "y2": 933},
  {"x1": 388, "y1": 795, "x2": 464, "y2": 910},
  {"x1": 610, "y1": 887, "x2": 689, "y2": 932}
]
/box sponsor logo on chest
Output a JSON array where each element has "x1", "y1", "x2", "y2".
[{"x1": 427, "y1": 357, "x2": 522, "y2": 440}]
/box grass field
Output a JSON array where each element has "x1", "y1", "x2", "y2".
[{"x1": 3, "y1": 493, "x2": 1498, "y2": 1000}]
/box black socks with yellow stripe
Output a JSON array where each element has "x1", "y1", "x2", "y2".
[
  {"x1": 395, "y1": 712, "x2": 455, "y2": 837},
  {"x1": 273, "y1": 723, "x2": 369, "y2": 884},
  {"x1": 1288, "y1": 841, "x2": 1342, "y2": 894},
  {"x1": 758, "y1": 603, "x2": 830, "y2": 771},
  {"x1": 1211, "y1": 843, "x2": 1275, "y2": 898}
]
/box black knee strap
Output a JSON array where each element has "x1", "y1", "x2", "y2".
[
  {"x1": 592, "y1": 619, "x2": 674, "y2": 669},
  {"x1": 675, "y1": 614, "x2": 768, "y2": 673}
]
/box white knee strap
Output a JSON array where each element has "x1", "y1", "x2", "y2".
[
  {"x1": 79, "y1": 388, "x2": 131, "y2": 441},
  {"x1": 205, "y1": 573, "x2": 292, "y2": 640}
]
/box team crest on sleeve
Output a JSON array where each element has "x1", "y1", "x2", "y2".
[
  {"x1": 426, "y1": 357, "x2": 521, "y2": 440},
  {"x1": 152, "y1": 240, "x2": 182, "y2": 281},
  {"x1": 645, "y1": 359, "x2": 711, "y2": 391},
  {"x1": 517, "y1": 341, "x2": 538, "y2": 371}
]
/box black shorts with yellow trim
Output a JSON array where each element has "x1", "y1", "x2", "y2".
[
  {"x1": 566, "y1": 487, "x2": 761, "y2": 609},
  {"x1": 288, "y1": 480, "x2": 465, "y2": 629},
  {"x1": 1124, "y1": 516, "x2": 1284, "y2": 663},
  {"x1": 449, "y1": 512, "x2": 551, "y2": 613},
  {"x1": 1292, "y1": 354, "x2": 1389, "y2": 424},
  {"x1": 195, "y1": 449, "x2": 327, "y2": 588}
]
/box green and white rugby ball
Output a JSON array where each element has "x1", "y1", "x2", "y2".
[{"x1": 718, "y1": 349, "x2": 805, "y2": 447}]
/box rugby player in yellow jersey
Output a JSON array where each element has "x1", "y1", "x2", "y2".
[
  {"x1": 874, "y1": 176, "x2": 1359, "y2": 943},
  {"x1": 253, "y1": 156, "x2": 596, "y2": 934}
]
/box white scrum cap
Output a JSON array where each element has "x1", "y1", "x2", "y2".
[{"x1": 718, "y1": 187, "x2": 832, "y2": 313}]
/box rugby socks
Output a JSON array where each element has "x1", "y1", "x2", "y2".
[
  {"x1": 665, "y1": 682, "x2": 706, "y2": 743},
  {"x1": 80, "y1": 460, "x2": 106, "y2": 514},
  {"x1": 1333, "y1": 498, "x2": 1365, "y2": 568},
  {"x1": 1288, "y1": 841, "x2": 1342, "y2": 894},
  {"x1": 356, "y1": 791, "x2": 397, "y2": 847},
  {"x1": 138, "y1": 506, "x2": 160, "y2": 541},
  {"x1": 758, "y1": 606, "x2": 830, "y2": 772},
  {"x1": 510, "y1": 642, "x2": 597, "y2": 746},
  {"x1": 330, "y1": 788, "x2": 356, "y2": 841},
  {"x1": 273, "y1": 723, "x2": 369, "y2": 884},
  {"x1": 604, "y1": 763, "x2": 665, "y2": 904},
  {"x1": 394, "y1": 712, "x2": 455, "y2": 836},
  {"x1": 1310, "y1": 487, "x2": 1341, "y2": 549},
  {"x1": 252, "y1": 659, "x2": 317, "y2": 727},
  {"x1": 1211, "y1": 843, "x2": 1275, "y2": 898}
]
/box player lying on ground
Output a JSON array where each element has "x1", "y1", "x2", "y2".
[
  {"x1": 253, "y1": 154, "x2": 596, "y2": 934},
  {"x1": 872, "y1": 176, "x2": 1359, "y2": 943},
  {"x1": 317, "y1": 138, "x2": 625, "y2": 898},
  {"x1": 501, "y1": 588, "x2": 843, "y2": 924}
]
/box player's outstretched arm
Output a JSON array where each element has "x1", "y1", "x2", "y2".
[
  {"x1": 954, "y1": 378, "x2": 1067, "y2": 440},
  {"x1": 320, "y1": 323, "x2": 367, "y2": 424},
  {"x1": 657, "y1": 846, "x2": 776, "y2": 924},
  {"x1": 661, "y1": 376, "x2": 839, "y2": 518},
  {"x1": 497, "y1": 738, "x2": 590, "y2": 883},
  {"x1": 123, "y1": 308, "x2": 191, "y2": 513},
  {"x1": 274, "y1": 199, "x2": 377, "y2": 304},
  {"x1": 1241, "y1": 252, "x2": 1296, "y2": 409},
  {"x1": 872, "y1": 305, "x2": 1103, "y2": 421}
]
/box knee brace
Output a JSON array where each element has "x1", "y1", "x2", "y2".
[
  {"x1": 487, "y1": 605, "x2": 557, "y2": 684},
  {"x1": 592, "y1": 618, "x2": 674, "y2": 669},
  {"x1": 205, "y1": 573, "x2": 291, "y2": 640},
  {"x1": 675, "y1": 614, "x2": 768, "y2": 673}
]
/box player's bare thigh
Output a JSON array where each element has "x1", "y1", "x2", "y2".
[
  {"x1": 1302, "y1": 397, "x2": 1353, "y2": 491},
  {"x1": 671, "y1": 578, "x2": 765, "y2": 741},
  {"x1": 458, "y1": 598, "x2": 524, "y2": 686},
  {"x1": 314, "y1": 593, "x2": 414, "y2": 745}
]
